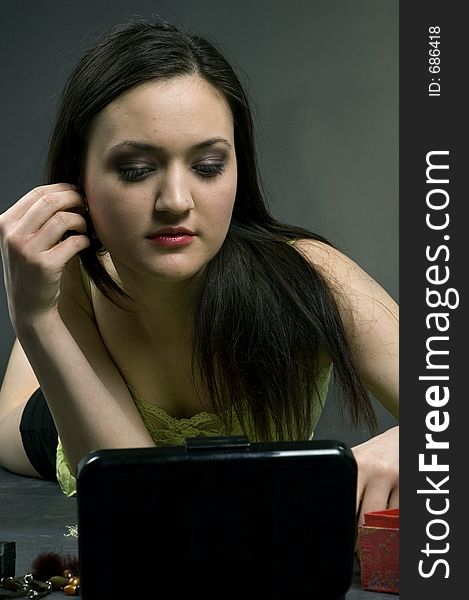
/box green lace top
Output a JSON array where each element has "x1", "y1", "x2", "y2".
[{"x1": 56, "y1": 366, "x2": 331, "y2": 496}]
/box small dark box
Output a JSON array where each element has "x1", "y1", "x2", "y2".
[{"x1": 0, "y1": 541, "x2": 16, "y2": 579}]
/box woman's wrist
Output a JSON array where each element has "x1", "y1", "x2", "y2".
[{"x1": 13, "y1": 308, "x2": 65, "y2": 347}]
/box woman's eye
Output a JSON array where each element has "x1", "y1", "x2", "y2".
[
  {"x1": 195, "y1": 163, "x2": 225, "y2": 178},
  {"x1": 117, "y1": 167, "x2": 153, "y2": 182},
  {"x1": 116, "y1": 163, "x2": 225, "y2": 181}
]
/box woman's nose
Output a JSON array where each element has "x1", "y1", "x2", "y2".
[{"x1": 154, "y1": 166, "x2": 195, "y2": 214}]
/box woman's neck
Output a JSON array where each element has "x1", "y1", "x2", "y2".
[{"x1": 104, "y1": 254, "x2": 204, "y2": 339}]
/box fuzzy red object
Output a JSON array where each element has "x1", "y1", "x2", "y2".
[{"x1": 358, "y1": 508, "x2": 399, "y2": 594}]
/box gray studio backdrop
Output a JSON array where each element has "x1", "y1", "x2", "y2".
[{"x1": 0, "y1": 0, "x2": 398, "y2": 445}]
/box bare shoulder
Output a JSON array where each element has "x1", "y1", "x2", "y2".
[
  {"x1": 58, "y1": 255, "x2": 94, "y2": 320},
  {"x1": 292, "y1": 238, "x2": 399, "y2": 417},
  {"x1": 291, "y1": 238, "x2": 398, "y2": 322}
]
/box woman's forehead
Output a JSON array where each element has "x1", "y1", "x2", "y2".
[{"x1": 86, "y1": 76, "x2": 234, "y2": 153}]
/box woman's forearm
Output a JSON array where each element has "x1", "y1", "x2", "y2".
[{"x1": 16, "y1": 312, "x2": 154, "y2": 473}]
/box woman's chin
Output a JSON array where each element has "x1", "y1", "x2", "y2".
[{"x1": 148, "y1": 263, "x2": 208, "y2": 285}]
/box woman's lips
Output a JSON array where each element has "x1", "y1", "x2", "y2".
[{"x1": 147, "y1": 232, "x2": 195, "y2": 247}]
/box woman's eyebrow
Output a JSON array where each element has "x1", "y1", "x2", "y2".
[{"x1": 106, "y1": 137, "x2": 232, "y2": 156}]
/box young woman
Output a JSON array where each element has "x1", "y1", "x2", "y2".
[{"x1": 0, "y1": 18, "x2": 398, "y2": 525}]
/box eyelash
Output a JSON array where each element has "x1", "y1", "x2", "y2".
[{"x1": 117, "y1": 163, "x2": 226, "y2": 182}]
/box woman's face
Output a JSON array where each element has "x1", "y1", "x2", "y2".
[{"x1": 82, "y1": 75, "x2": 237, "y2": 286}]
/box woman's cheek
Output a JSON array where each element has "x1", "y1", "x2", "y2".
[{"x1": 89, "y1": 197, "x2": 132, "y2": 245}]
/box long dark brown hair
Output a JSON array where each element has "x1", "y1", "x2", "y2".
[{"x1": 45, "y1": 18, "x2": 377, "y2": 440}]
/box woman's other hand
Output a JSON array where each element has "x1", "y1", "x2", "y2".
[
  {"x1": 0, "y1": 183, "x2": 89, "y2": 331},
  {"x1": 352, "y1": 425, "x2": 399, "y2": 526}
]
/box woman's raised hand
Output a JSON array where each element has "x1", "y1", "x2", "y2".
[{"x1": 0, "y1": 183, "x2": 90, "y2": 330}]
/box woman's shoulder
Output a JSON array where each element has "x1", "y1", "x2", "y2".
[
  {"x1": 60, "y1": 254, "x2": 120, "y2": 314},
  {"x1": 289, "y1": 238, "x2": 356, "y2": 283},
  {"x1": 292, "y1": 239, "x2": 398, "y2": 418},
  {"x1": 58, "y1": 256, "x2": 95, "y2": 320},
  {"x1": 290, "y1": 237, "x2": 398, "y2": 318}
]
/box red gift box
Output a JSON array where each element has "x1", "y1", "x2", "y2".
[{"x1": 358, "y1": 508, "x2": 399, "y2": 594}]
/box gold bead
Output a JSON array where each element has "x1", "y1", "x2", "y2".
[{"x1": 64, "y1": 583, "x2": 78, "y2": 595}]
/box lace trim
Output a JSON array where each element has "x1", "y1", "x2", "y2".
[
  {"x1": 129, "y1": 385, "x2": 220, "y2": 426},
  {"x1": 128, "y1": 385, "x2": 240, "y2": 442}
]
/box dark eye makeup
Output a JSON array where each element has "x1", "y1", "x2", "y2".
[
  {"x1": 117, "y1": 162, "x2": 226, "y2": 182},
  {"x1": 117, "y1": 167, "x2": 152, "y2": 182}
]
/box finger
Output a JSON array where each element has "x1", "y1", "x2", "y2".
[
  {"x1": 357, "y1": 480, "x2": 393, "y2": 527},
  {"x1": 28, "y1": 212, "x2": 88, "y2": 252},
  {"x1": 355, "y1": 475, "x2": 364, "y2": 517},
  {"x1": 14, "y1": 190, "x2": 86, "y2": 235},
  {"x1": 388, "y1": 484, "x2": 399, "y2": 509},
  {"x1": 45, "y1": 233, "x2": 91, "y2": 269},
  {"x1": 1, "y1": 183, "x2": 82, "y2": 223}
]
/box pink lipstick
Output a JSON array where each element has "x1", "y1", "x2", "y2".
[{"x1": 147, "y1": 227, "x2": 195, "y2": 247}]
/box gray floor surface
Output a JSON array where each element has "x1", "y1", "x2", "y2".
[{"x1": 0, "y1": 466, "x2": 398, "y2": 599}]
